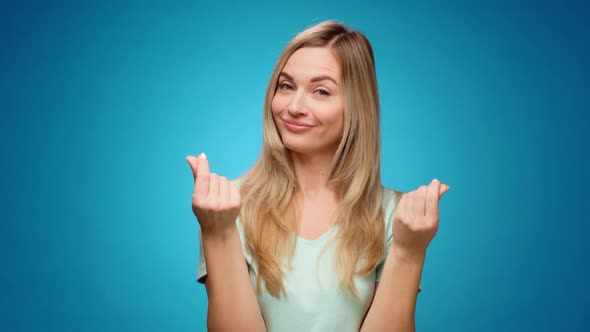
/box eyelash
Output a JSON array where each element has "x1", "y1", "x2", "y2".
[
  {"x1": 278, "y1": 82, "x2": 331, "y2": 96},
  {"x1": 279, "y1": 82, "x2": 295, "y2": 91}
]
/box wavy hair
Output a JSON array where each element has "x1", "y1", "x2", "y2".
[{"x1": 240, "y1": 20, "x2": 384, "y2": 298}]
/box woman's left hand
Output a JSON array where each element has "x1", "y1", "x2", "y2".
[{"x1": 392, "y1": 179, "x2": 450, "y2": 258}]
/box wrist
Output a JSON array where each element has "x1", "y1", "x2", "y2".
[
  {"x1": 200, "y1": 224, "x2": 238, "y2": 244},
  {"x1": 391, "y1": 245, "x2": 426, "y2": 265}
]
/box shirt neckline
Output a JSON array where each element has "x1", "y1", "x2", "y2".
[{"x1": 295, "y1": 224, "x2": 338, "y2": 244}]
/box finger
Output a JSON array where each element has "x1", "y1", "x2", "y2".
[
  {"x1": 219, "y1": 176, "x2": 229, "y2": 204},
  {"x1": 414, "y1": 186, "x2": 427, "y2": 217},
  {"x1": 426, "y1": 179, "x2": 441, "y2": 217},
  {"x1": 439, "y1": 184, "x2": 450, "y2": 197},
  {"x1": 195, "y1": 154, "x2": 210, "y2": 197},
  {"x1": 407, "y1": 191, "x2": 415, "y2": 220},
  {"x1": 208, "y1": 173, "x2": 220, "y2": 202},
  {"x1": 186, "y1": 156, "x2": 198, "y2": 182},
  {"x1": 196, "y1": 153, "x2": 209, "y2": 177}
]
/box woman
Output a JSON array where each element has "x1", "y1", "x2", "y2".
[{"x1": 186, "y1": 20, "x2": 449, "y2": 332}]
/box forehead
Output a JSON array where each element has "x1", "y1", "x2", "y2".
[{"x1": 282, "y1": 47, "x2": 340, "y2": 80}]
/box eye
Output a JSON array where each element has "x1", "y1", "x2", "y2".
[
  {"x1": 315, "y1": 89, "x2": 331, "y2": 96},
  {"x1": 279, "y1": 82, "x2": 295, "y2": 91}
]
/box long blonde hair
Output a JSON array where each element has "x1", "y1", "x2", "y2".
[{"x1": 240, "y1": 20, "x2": 384, "y2": 298}]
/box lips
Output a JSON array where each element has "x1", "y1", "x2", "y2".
[
  {"x1": 283, "y1": 119, "x2": 314, "y2": 127},
  {"x1": 282, "y1": 118, "x2": 315, "y2": 133}
]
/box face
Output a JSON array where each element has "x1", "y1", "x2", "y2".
[{"x1": 271, "y1": 47, "x2": 344, "y2": 155}]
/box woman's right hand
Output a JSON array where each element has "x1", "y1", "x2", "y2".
[{"x1": 186, "y1": 153, "x2": 241, "y2": 237}]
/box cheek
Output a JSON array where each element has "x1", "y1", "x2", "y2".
[
  {"x1": 329, "y1": 108, "x2": 345, "y2": 138},
  {"x1": 271, "y1": 95, "x2": 284, "y2": 116},
  {"x1": 328, "y1": 105, "x2": 345, "y2": 128}
]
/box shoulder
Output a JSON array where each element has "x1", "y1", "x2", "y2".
[
  {"x1": 230, "y1": 175, "x2": 246, "y2": 189},
  {"x1": 229, "y1": 175, "x2": 251, "y2": 252},
  {"x1": 381, "y1": 185, "x2": 403, "y2": 212},
  {"x1": 380, "y1": 186, "x2": 403, "y2": 231}
]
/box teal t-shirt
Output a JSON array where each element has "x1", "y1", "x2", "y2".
[{"x1": 197, "y1": 183, "x2": 401, "y2": 332}]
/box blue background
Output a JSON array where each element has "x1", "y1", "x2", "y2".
[{"x1": 2, "y1": 0, "x2": 588, "y2": 331}]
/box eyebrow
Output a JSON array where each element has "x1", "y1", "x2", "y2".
[{"x1": 279, "y1": 72, "x2": 339, "y2": 86}]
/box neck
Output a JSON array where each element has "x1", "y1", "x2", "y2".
[{"x1": 290, "y1": 150, "x2": 336, "y2": 198}]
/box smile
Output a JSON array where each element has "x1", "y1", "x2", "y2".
[{"x1": 283, "y1": 119, "x2": 315, "y2": 133}]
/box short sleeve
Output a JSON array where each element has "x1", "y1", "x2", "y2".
[
  {"x1": 375, "y1": 188, "x2": 399, "y2": 282},
  {"x1": 196, "y1": 231, "x2": 208, "y2": 284},
  {"x1": 195, "y1": 177, "x2": 250, "y2": 285}
]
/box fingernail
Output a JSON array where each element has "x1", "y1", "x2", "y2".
[
  {"x1": 432, "y1": 178, "x2": 439, "y2": 183},
  {"x1": 199, "y1": 152, "x2": 207, "y2": 159}
]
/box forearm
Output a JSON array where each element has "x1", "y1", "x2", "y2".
[
  {"x1": 360, "y1": 246, "x2": 425, "y2": 332},
  {"x1": 202, "y1": 227, "x2": 266, "y2": 332}
]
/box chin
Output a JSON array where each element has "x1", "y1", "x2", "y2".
[
  {"x1": 278, "y1": 129, "x2": 341, "y2": 155},
  {"x1": 282, "y1": 141, "x2": 310, "y2": 154},
  {"x1": 282, "y1": 139, "x2": 338, "y2": 156}
]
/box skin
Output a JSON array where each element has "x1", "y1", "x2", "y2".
[
  {"x1": 187, "y1": 46, "x2": 450, "y2": 332},
  {"x1": 272, "y1": 47, "x2": 344, "y2": 157}
]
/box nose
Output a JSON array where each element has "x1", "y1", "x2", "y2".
[{"x1": 286, "y1": 92, "x2": 307, "y2": 117}]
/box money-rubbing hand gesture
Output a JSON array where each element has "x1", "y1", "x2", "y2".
[
  {"x1": 393, "y1": 179, "x2": 450, "y2": 257},
  {"x1": 186, "y1": 153, "x2": 241, "y2": 236}
]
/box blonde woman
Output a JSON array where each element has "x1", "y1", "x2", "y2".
[{"x1": 186, "y1": 20, "x2": 449, "y2": 332}]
